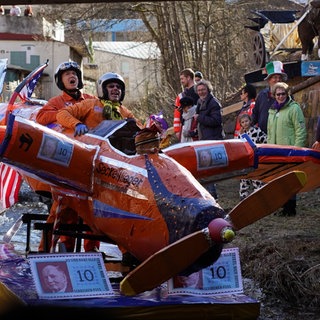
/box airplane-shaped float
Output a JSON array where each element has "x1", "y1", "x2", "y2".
[{"x1": 0, "y1": 62, "x2": 320, "y2": 296}]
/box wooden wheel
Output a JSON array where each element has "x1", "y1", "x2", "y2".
[{"x1": 253, "y1": 32, "x2": 266, "y2": 68}]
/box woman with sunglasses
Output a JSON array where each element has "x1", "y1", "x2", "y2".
[{"x1": 267, "y1": 82, "x2": 307, "y2": 216}]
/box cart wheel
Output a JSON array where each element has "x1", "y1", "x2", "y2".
[{"x1": 253, "y1": 32, "x2": 266, "y2": 68}]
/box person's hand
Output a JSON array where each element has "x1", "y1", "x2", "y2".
[
  {"x1": 189, "y1": 129, "x2": 198, "y2": 138},
  {"x1": 312, "y1": 141, "x2": 320, "y2": 150},
  {"x1": 74, "y1": 123, "x2": 88, "y2": 136}
]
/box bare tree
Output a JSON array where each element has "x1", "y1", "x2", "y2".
[
  {"x1": 38, "y1": 0, "x2": 304, "y2": 123},
  {"x1": 130, "y1": 0, "x2": 249, "y2": 120}
]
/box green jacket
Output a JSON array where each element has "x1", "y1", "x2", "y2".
[{"x1": 267, "y1": 97, "x2": 307, "y2": 147}]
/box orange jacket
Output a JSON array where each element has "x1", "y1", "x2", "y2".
[
  {"x1": 36, "y1": 91, "x2": 96, "y2": 125},
  {"x1": 174, "y1": 93, "x2": 183, "y2": 136},
  {"x1": 56, "y1": 98, "x2": 142, "y2": 129},
  {"x1": 28, "y1": 91, "x2": 96, "y2": 194}
]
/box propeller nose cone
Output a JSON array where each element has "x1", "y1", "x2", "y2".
[{"x1": 208, "y1": 218, "x2": 235, "y2": 243}]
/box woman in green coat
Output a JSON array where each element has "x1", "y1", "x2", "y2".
[
  {"x1": 268, "y1": 83, "x2": 306, "y2": 147},
  {"x1": 267, "y1": 82, "x2": 307, "y2": 216}
]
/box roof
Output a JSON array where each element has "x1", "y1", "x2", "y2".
[
  {"x1": 246, "y1": 10, "x2": 300, "y2": 31},
  {"x1": 0, "y1": 33, "x2": 40, "y2": 41},
  {"x1": 253, "y1": 10, "x2": 299, "y2": 23},
  {"x1": 92, "y1": 42, "x2": 161, "y2": 60}
]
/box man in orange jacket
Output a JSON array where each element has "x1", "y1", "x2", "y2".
[
  {"x1": 31, "y1": 61, "x2": 98, "y2": 253},
  {"x1": 36, "y1": 61, "x2": 96, "y2": 127},
  {"x1": 55, "y1": 72, "x2": 142, "y2": 256},
  {"x1": 56, "y1": 72, "x2": 143, "y2": 134}
]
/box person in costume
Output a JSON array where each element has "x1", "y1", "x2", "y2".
[
  {"x1": 53, "y1": 72, "x2": 142, "y2": 252},
  {"x1": 36, "y1": 61, "x2": 96, "y2": 126},
  {"x1": 35, "y1": 61, "x2": 98, "y2": 253},
  {"x1": 56, "y1": 72, "x2": 142, "y2": 135}
]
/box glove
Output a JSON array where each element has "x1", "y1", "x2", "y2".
[
  {"x1": 74, "y1": 123, "x2": 88, "y2": 136},
  {"x1": 189, "y1": 129, "x2": 198, "y2": 138}
]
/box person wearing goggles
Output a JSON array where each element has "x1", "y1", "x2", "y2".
[
  {"x1": 56, "y1": 71, "x2": 143, "y2": 137},
  {"x1": 33, "y1": 61, "x2": 99, "y2": 253}
]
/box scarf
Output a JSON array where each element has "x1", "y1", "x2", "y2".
[
  {"x1": 274, "y1": 97, "x2": 289, "y2": 112},
  {"x1": 101, "y1": 100, "x2": 122, "y2": 120}
]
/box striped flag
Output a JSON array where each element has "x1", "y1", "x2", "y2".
[
  {"x1": 0, "y1": 163, "x2": 22, "y2": 209},
  {"x1": 0, "y1": 60, "x2": 49, "y2": 209},
  {"x1": 8, "y1": 59, "x2": 49, "y2": 106},
  {"x1": 17, "y1": 66, "x2": 45, "y2": 102}
]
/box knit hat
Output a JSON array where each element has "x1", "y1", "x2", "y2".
[
  {"x1": 179, "y1": 96, "x2": 194, "y2": 108},
  {"x1": 264, "y1": 61, "x2": 288, "y2": 81},
  {"x1": 195, "y1": 71, "x2": 203, "y2": 79}
]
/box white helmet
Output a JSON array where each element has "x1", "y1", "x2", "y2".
[{"x1": 96, "y1": 72, "x2": 125, "y2": 102}]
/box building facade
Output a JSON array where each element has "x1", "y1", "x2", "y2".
[{"x1": 0, "y1": 15, "x2": 161, "y2": 107}]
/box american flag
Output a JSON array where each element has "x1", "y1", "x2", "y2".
[
  {"x1": 18, "y1": 69, "x2": 44, "y2": 102},
  {"x1": 0, "y1": 60, "x2": 49, "y2": 209},
  {"x1": 9, "y1": 59, "x2": 49, "y2": 105},
  {"x1": 0, "y1": 163, "x2": 22, "y2": 209}
]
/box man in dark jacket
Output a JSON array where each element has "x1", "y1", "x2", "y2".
[{"x1": 251, "y1": 61, "x2": 288, "y2": 134}]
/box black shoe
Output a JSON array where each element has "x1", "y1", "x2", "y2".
[
  {"x1": 275, "y1": 207, "x2": 297, "y2": 217},
  {"x1": 286, "y1": 208, "x2": 296, "y2": 216},
  {"x1": 275, "y1": 210, "x2": 288, "y2": 217},
  {"x1": 122, "y1": 252, "x2": 140, "y2": 269},
  {"x1": 121, "y1": 252, "x2": 141, "y2": 277},
  {"x1": 282, "y1": 199, "x2": 297, "y2": 216}
]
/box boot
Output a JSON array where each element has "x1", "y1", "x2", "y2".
[{"x1": 281, "y1": 199, "x2": 296, "y2": 216}]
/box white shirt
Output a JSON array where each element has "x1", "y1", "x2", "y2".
[{"x1": 10, "y1": 6, "x2": 21, "y2": 16}]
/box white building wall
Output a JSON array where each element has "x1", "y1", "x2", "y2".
[
  {"x1": 0, "y1": 16, "x2": 162, "y2": 106},
  {"x1": 0, "y1": 40, "x2": 71, "y2": 99}
]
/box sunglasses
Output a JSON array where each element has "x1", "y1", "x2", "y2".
[
  {"x1": 107, "y1": 84, "x2": 122, "y2": 89},
  {"x1": 276, "y1": 92, "x2": 287, "y2": 97}
]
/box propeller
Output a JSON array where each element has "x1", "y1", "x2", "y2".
[{"x1": 120, "y1": 170, "x2": 307, "y2": 296}]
